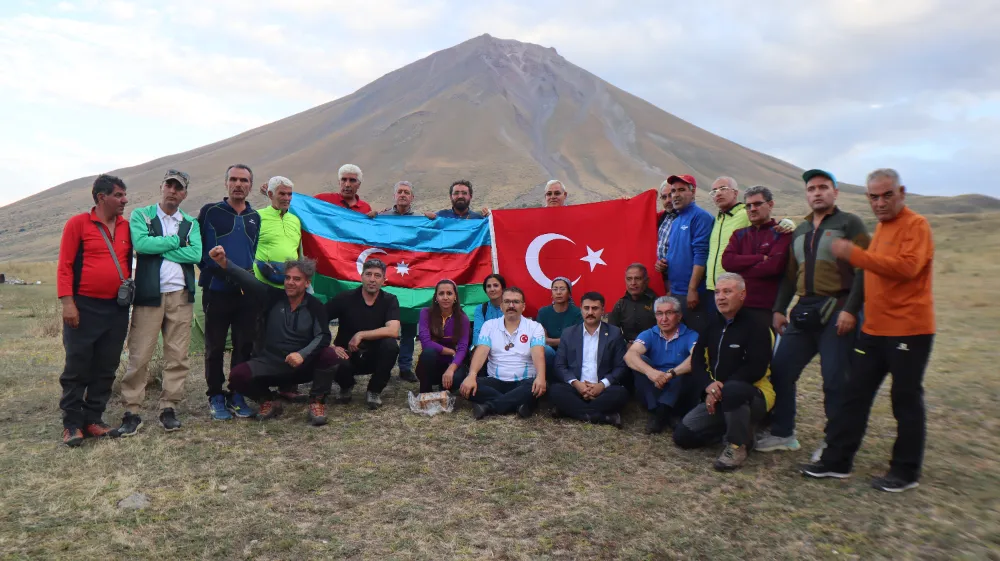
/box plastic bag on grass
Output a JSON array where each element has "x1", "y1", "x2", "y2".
[{"x1": 407, "y1": 391, "x2": 455, "y2": 416}]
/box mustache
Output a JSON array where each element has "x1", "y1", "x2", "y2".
[{"x1": 505, "y1": 307, "x2": 517, "y2": 312}]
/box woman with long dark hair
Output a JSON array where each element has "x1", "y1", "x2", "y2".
[{"x1": 416, "y1": 279, "x2": 471, "y2": 393}]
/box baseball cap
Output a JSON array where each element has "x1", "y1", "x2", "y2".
[
  {"x1": 163, "y1": 169, "x2": 190, "y2": 189},
  {"x1": 666, "y1": 174, "x2": 697, "y2": 188},
  {"x1": 802, "y1": 169, "x2": 837, "y2": 187}
]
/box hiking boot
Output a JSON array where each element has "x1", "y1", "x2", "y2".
[
  {"x1": 714, "y1": 444, "x2": 748, "y2": 472},
  {"x1": 258, "y1": 400, "x2": 283, "y2": 420},
  {"x1": 366, "y1": 391, "x2": 382, "y2": 410},
  {"x1": 63, "y1": 427, "x2": 84, "y2": 447},
  {"x1": 117, "y1": 412, "x2": 143, "y2": 437},
  {"x1": 398, "y1": 369, "x2": 417, "y2": 383},
  {"x1": 800, "y1": 461, "x2": 851, "y2": 480},
  {"x1": 645, "y1": 406, "x2": 670, "y2": 434},
  {"x1": 277, "y1": 388, "x2": 307, "y2": 403},
  {"x1": 84, "y1": 422, "x2": 118, "y2": 438},
  {"x1": 516, "y1": 401, "x2": 535, "y2": 419},
  {"x1": 307, "y1": 399, "x2": 328, "y2": 426},
  {"x1": 811, "y1": 441, "x2": 828, "y2": 463},
  {"x1": 159, "y1": 408, "x2": 182, "y2": 432},
  {"x1": 336, "y1": 387, "x2": 353, "y2": 404},
  {"x1": 472, "y1": 403, "x2": 492, "y2": 420},
  {"x1": 871, "y1": 473, "x2": 919, "y2": 493},
  {"x1": 226, "y1": 393, "x2": 256, "y2": 418},
  {"x1": 756, "y1": 431, "x2": 802, "y2": 452},
  {"x1": 209, "y1": 394, "x2": 233, "y2": 421}
]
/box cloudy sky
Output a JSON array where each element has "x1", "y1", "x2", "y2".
[{"x1": 1, "y1": 0, "x2": 997, "y2": 206}]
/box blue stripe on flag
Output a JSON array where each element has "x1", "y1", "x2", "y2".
[{"x1": 290, "y1": 194, "x2": 491, "y2": 254}]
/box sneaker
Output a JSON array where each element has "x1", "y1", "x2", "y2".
[
  {"x1": 366, "y1": 391, "x2": 382, "y2": 410},
  {"x1": 472, "y1": 403, "x2": 492, "y2": 420},
  {"x1": 336, "y1": 387, "x2": 353, "y2": 404},
  {"x1": 872, "y1": 474, "x2": 919, "y2": 493},
  {"x1": 209, "y1": 394, "x2": 233, "y2": 421},
  {"x1": 227, "y1": 393, "x2": 256, "y2": 418},
  {"x1": 811, "y1": 441, "x2": 828, "y2": 463},
  {"x1": 277, "y1": 389, "x2": 307, "y2": 403},
  {"x1": 307, "y1": 399, "x2": 328, "y2": 426},
  {"x1": 117, "y1": 412, "x2": 143, "y2": 437},
  {"x1": 516, "y1": 401, "x2": 535, "y2": 419},
  {"x1": 63, "y1": 427, "x2": 84, "y2": 447},
  {"x1": 84, "y1": 422, "x2": 118, "y2": 438},
  {"x1": 159, "y1": 409, "x2": 182, "y2": 432},
  {"x1": 258, "y1": 400, "x2": 283, "y2": 420},
  {"x1": 644, "y1": 406, "x2": 670, "y2": 434},
  {"x1": 398, "y1": 369, "x2": 417, "y2": 383},
  {"x1": 714, "y1": 444, "x2": 748, "y2": 472},
  {"x1": 800, "y1": 462, "x2": 851, "y2": 479},
  {"x1": 756, "y1": 431, "x2": 802, "y2": 452}
]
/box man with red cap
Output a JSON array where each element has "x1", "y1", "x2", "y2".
[{"x1": 660, "y1": 174, "x2": 714, "y2": 334}]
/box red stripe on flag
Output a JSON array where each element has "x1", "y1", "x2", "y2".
[{"x1": 302, "y1": 233, "x2": 494, "y2": 288}]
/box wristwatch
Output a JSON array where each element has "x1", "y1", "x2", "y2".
[{"x1": 667, "y1": 369, "x2": 676, "y2": 377}]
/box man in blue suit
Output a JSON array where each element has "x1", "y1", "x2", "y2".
[{"x1": 549, "y1": 292, "x2": 630, "y2": 428}]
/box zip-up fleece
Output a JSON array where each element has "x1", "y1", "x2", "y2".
[
  {"x1": 254, "y1": 205, "x2": 302, "y2": 288},
  {"x1": 773, "y1": 206, "x2": 870, "y2": 315},
  {"x1": 665, "y1": 202, "x2": 714, "y2": 296},
  {"x1": 720, "y1": 219, "x2": 792, "y2": 310},
  {"x1": 197, "y1": 198, "x2": 260, "y2": 293},
  {"x1": 690, "y1": 308, "x2": 776, "y2": 410},
  {"x1": 130, "y1": 204, "x2": 201, "y2": 306},
  {"x1": 706, "y1": 202, "x2": 751, "y2": 290}
]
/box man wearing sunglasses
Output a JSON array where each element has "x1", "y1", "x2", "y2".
[
  {"x1": 720, "y1": 186, "x2": 793, "y2": 326},
  {"x1": 118, "y1": 169, "x2": 202, "y2": 435},
  {"x1": 315, "y1": 164, "x2": 372, "y2": 214}
]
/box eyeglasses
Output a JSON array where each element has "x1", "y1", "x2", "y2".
[
  {"x1": 746, "y1": 201, "x2": 769, "y2": 208},
  {"x1": 340, "y1": 177, "x2": 359, "y2": 184},
  {"x1": 502, "y1": 299, "x2": 523, "y2": 305},
  {"x1": 710, "y1": 187, "x2": 733, "y2": 195}
]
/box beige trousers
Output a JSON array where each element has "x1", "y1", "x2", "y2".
[{"x1": 120, "y1": 290, "x2": 193, "y2": 413}]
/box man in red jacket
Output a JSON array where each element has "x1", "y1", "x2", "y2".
[
  {"x1": 56, "y1": 174, "x2": 133, "y2": 446},
  {"x1": 720, "y1": 186, "x2": 792, "y2": 326}
]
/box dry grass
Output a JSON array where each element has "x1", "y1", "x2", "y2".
[{"x1": 0, "y1": 215, "x2": 998, "y2": 559}]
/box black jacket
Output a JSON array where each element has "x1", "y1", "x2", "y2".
[
  {"x1": 691, "y1": 308, "x2": 772, "y2": 387},
  {"x1": 607, "y1": 288, "x2": 657, "y2": 342}
]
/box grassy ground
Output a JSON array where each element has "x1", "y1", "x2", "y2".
[{"x1": 0, "y1": 214, "x2": 998, "y2": 560}]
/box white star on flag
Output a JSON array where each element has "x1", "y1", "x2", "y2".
[
  {"x1": 395, "y1": 261, "x2": 410, "y2": 276},
  {"x1": 580, "y1": 246, "x2": 606, "y2": 272}
]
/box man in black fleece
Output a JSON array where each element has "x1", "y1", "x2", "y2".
[
  {"x1": 207, "y1": 246, "x2": 340, "y2": 426},
  {"x1": 672, "y1": 272, "x2": 776, "y2": 472}
]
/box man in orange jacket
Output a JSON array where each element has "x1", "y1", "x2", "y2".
[{"x1": 801, "y1": 168, "x2": 935, "y2": 493}]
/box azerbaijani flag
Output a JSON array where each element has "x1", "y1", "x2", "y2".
[{"x1": 290, "y1": 194, "x2": 493, "y2": 323}]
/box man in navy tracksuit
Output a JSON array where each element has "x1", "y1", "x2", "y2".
[
  {"x1": 197, "y1": 164, "x2": 261, "y2": 420},
  {"x1": 664, "y1": 174, "x2": 714, "y2": 334}
]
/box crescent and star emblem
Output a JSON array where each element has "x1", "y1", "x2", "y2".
[
  {"x1": 524, "y1": 233, "x2": 607, "y2": 289},
  {"x1": 355, "y1": 247, "x2": 411, "y2": 278}
]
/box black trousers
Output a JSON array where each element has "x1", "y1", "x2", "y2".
[
  {"x1": 673, "y1": 381, "x2": 767, "y2": 449},
  {"x1": 334, "y1": 338, "x2": 399, "y2": 394},
  {"x1": 416, "y1": 348, "x2": 467, "y2": 393},
  {"x1": 59, "y1": 296, "x2": 129, "y2": 428},
  {"x1": 548, "y1": 382, "x2": 629, "y2": 420},
  {"x1": 228, "y1": 348, "x2": 342, "y2": 402},
  {"x1": 466, "y1": 377, "x2": 536, "y2": 415},
  {"x1": 821, "y1": 333, "x2": 934, "y2": 482},
  {"x1": 202, "y1": 289, "x2": 258, "y2": 397}
]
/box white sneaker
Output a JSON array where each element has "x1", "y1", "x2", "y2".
[
  {"x1": 811, "y1": 441, "x2": 828, "y2": 463},
  {"x1": 366, "y1": 391, "x2": 382, "y2": 410},
  {"x1": 756, "y1": 431, "x2": 802, "y2": 452}
]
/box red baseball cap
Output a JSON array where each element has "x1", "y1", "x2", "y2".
[{"x1": 667, "y1": 174, "x2": 697, "y2": 188}]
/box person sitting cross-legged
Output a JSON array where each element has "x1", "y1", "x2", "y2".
[
  {"x1": 672, "y1": 273, "x2": 776, "y2": 472},
  {"x1": 206, "y1": 246, "x2": 340, "y2": 426},
  {"x1": 549, "y1": 292, "x2": 629, "y2": 428},
  {"x1": 416, "y1": 280, "x2": 471, "y2": 393},
  {"x1": 624, "y1": 295, "x2": 703, "y2": 434},
  {"x1": 459, "y1": 287, "x2": 547, "y2": 419}
]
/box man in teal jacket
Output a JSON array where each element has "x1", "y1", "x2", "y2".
[{"x1": 117, "y1": 170, "x2": 202, "y2": 436}]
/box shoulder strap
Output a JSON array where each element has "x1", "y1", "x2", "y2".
[
  {"x1": 481, "y1": 302, "x2": 488, "y2": 316},
  {"x1": 96, "y1": 222, "x2": 126, "y2": 283}
]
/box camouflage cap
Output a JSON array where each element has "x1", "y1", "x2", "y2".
[{"x1": 163, "y1": 169, "x2": 190, "y2": 189}]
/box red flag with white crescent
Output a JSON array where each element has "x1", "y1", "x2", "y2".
[{"x1": 490, "y1": 189, "x2": 665, "y2": 315}]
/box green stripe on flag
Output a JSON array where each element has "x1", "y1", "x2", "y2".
[{"x1": 312, "y1": 274, "x2": 489, "y2": 324}]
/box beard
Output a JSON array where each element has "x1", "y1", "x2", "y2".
[{"x1": 452, "y1": 198, "x2": 470, "y2": 212}]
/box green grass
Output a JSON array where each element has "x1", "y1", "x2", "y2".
[{"x1": 0, "y1": 215, "x2": 998, "y2": 559}]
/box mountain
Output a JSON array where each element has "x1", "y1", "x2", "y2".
[{"x1": 1, "y1": 34, "x2": 997, "y2": 261}]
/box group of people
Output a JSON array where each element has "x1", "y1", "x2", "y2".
[{"x1": 56, "y1": 163, "x2": 935, "y2": 493}]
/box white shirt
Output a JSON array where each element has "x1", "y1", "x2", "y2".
[
  {"x1": 478, "y1": 316, "x2": 546, "y2": 382},
  {"x1": 156, "y1": 205, "x2": 187, "y2": 294},
  {"x1": 580, "y1": 325, "x2": 612, "y2": 388}
]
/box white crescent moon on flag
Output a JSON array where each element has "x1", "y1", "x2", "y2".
[
  {"x1": 356, "y1": 247, "x2": 388, "y2": 277},
  {"x1": 525, "y1": 234, "x2": 582, "y2": 289}
]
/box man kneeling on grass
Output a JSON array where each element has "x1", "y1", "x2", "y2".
[
  {"x1": 672, "y1": 273, "x2": 776, "y2": 471},
  {"x1": 460, "y1": 287, "x2": 547, "y2": 419},
  {"x1": 206, "y1": 246, "x2": 339, "y2": 425}
]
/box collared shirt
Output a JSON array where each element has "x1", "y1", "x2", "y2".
[
  {"x1": 478, "y1": 316, "x2": 546, "y2": 382},
  {"x1": 634, "y1": 323, "x2": 699, "y2": 373},
  {"x1": 656, "y1": 210, "x2": 678, "y2": 260},
  {"x1": 436, "y1": 208, "x2": 484, "y2": 220},
  {"x1": 707, "y1": 202, "x2": 751, "y2": 290},
  {"x1": 315, "y1": 192, "x2": 373, "y2": 214},
  {"x1": 579, "y1": 325, "x2": 613, "y2": 388},
  {"x1": 156, "y1": 205, "x2": 187, "y2": 293},
  {"x1": 379, "y1": 205, "x2": 415, "y2": 216}
]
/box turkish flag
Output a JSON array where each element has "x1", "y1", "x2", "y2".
[{"x1": 491, "y1": 189, "x2": 665, "y2": 316}]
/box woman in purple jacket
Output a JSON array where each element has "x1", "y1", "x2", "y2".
[{"x1": 416, "y1": 279, "x2": 471, "y2": 393}]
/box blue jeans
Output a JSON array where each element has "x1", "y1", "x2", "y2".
[
  {"x1": 397, "y1": 322, "x2": 418, "y2": 372},
  {"x1": 769, "y1": 313, "x2": 855, "y2": 438}
]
